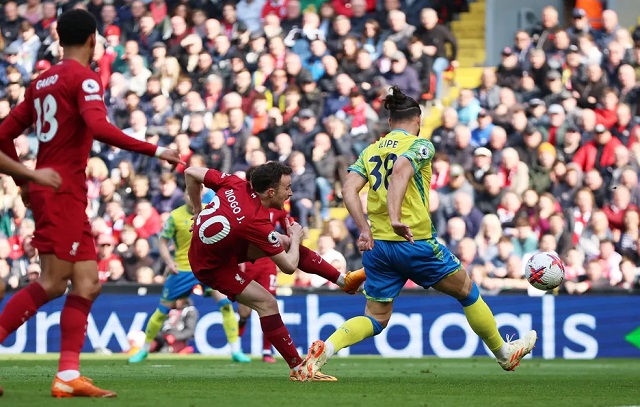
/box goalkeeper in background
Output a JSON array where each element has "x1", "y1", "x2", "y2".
[
  {"x1": 128, "y1": 193, "x2": 251, "y2": 363},
  {"x1": 299, "y1": 87, "x2": 538, "y2": 380}
]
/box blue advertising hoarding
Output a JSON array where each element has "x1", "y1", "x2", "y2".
[{"x1": 1, "y1": 293, "x2": 639, "y2": 358}]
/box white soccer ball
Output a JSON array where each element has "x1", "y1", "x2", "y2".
[{"x1": 525, "y1": 252, "x2": 565, "y2": 290}]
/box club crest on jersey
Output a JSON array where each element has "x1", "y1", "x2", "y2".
[{"x1": 268, "y1": 231, "x2": 280, "y2": 247}]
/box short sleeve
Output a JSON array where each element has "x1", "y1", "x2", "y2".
[
  {"x1": 242, "y1": 219, "x2": 285, "y2": 257},
  {"x1": 401, "y1": 138, "x2": 435, "y2": 173},
  {"x1": 347, "y1": 150, "x2": 368, "y2": 180},
  {"x1": 203, "y1": 169, "x2": 236, "y2": 190},
  {"x1": 160, "y1": 214, "x2": 176, "y2": 240},
  {"x1": 76, "y1": 71, "x2": 107, "y2": 116}
]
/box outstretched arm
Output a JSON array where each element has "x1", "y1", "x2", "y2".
[
  {"x1": 387, "y1": 156, "x2": 416, "y2": 243},
  {"x1": 80, "y1": 108, "x2": 183, "y2": 165}
]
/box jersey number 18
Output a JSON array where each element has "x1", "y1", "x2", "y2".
[{"x1": 34, "y1": 95, "x2": 58, "y2": 143}]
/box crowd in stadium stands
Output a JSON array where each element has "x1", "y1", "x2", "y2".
[{"x1": 0, "y1": 0, "x2": 639, "y2": 294}]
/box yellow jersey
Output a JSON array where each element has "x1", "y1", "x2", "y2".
[
  {"x1": 348, "y1": 129, "x2": 436, "y2": 241},
  {"x1": 160, "y1": 204, "x2": 195, "y2": 271}
]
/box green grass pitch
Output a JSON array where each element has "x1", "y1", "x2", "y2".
[{"x1": 0, "y1": 354, "x2": 639, "y2": 406}]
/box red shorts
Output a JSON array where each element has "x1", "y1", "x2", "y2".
[
  {"x1": 244, "y1": 258, "x2": 277, "y2": 295},
  {"x1": 193, "y1": 260, "x2": 251, "y2": 301},
  {"x1": 30, "y1": 190, "x2": 96, "y2": 262}
]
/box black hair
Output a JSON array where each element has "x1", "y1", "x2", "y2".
[
  {"x1": 384, "y1": 86, "x2": 421, "y2": 122},
  {"x1": 57, "y1": 9, "x2": 97, "y2": 47},
  {"x1": 249, "y1": 162, "x2": 293, "y2": 193}
]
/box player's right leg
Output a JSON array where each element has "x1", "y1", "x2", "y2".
[
  {"x1": 430, "y1": 246, "x2": 537, "y2": 371},
  {"x1": 210, "y1": 289, "x2": 250, "y2": 363},
  {"x1": 51, "y1": 258, "x2": 116, "y2": 398},
  {"x1": 247, "y1": 235, "x2": 366, "y2": 294},
  {"x1": 0, "y1": 253, "x2": 71, "y2": 343}
]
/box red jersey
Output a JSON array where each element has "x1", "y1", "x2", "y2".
[
  {"x1": 0, "y1": 59, "x2": 160, "y2": 261},
  {"x1": 0, "y1": 59, "x2": 157, "y2": 196},
  {"x1": 189, "y1": 169, "x2": 284, "y2": 272}
]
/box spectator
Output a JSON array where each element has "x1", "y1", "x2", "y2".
[
  {"x1": 474, "y1": 214, "x2": 502, "y2": 262},
  {"x1": 511, "y1": 216, "x2": 538, "y2": 258},
  {"x1": 453, "y1": 191, "x2": 483, "y2": 238},
  {"x1": 125, "y1": 199, "x2": 162, "y2": 240},
  {"x1": 123, "y1": 238, "x2": 161, "y2": 282},
  {"x1": 474, "y1": 68, "x2": 501, "y2": 111},
  {"x1": 449, "y1": 125, "x2": 474, "y2": 171},
  {"x1": 476, "y1": 171, "x2": 504, "y2": 215},
  {"x1": 471, "y1": 109, "x2": 494, "y2": 148},
  {"x1": 573, "y1": 124, "x2": 622, "y2": 173},
  {"x1": 496, "y1": 46, "x2": 523, "y2": 91},
  {"x1": 444, "y1": 217, "x2": 466, "y2": 255},
  {"x1": 430, "y1": 107, "x2": 458, "y2": 153},
  {"x1": 289, "y1": 151, "x2": 316, "y2": 229},
  {"x1": 530, "y1": 5, "x2": 561, "y2": 53},
  {"x1": 97, "y1": 234, "x2": 122, "y2": 284},
  {"x1": 383, "y1": 50, "x2": 420, "y2": 101},
  {"x1": 152, "y1": 173, "x2": 184, "y2": 216},
  {"x1": 2, "y1": 2, "x2": 24, "y2": 45},
  {"x1": 415, "y1": 8, "x2": 457, "y2": 101},
  {"x1": 529, "y1": 142, "x2": 556, "y2": 194}
]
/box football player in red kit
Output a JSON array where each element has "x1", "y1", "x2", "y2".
[
  {"x1": 0, "y1": 10, "x2": 182, "y2": 398},
  {"x1": 186, "y1": 162, "x2": 365, "y2": 381}
]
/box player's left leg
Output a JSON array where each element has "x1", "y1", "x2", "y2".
[
  {"x1": 433, "y1": 267, "x2": 537, "y2": 371},
  {"x1": 210, "y1": 289, "x2": 250, "y2": 363},
  {"x1": 237, "y1": 303, "x2": 252, "y2": 337}
]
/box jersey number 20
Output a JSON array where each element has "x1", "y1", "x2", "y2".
[
  {"x1": 34, "y1": 95, "x2": 58, "y2": 143},
  {"x1": 369, "y1": 153, "x2": 397, "y2": 191},
  {"x1": 197, "y1": 195, "x2": 231, "y2": 244}
]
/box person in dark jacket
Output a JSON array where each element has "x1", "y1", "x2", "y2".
[
  {"x1": 289, "y1": 151, "x2": 317, "y2": 229},
  {"x1": 495, "y1": 47, "x2": 524, "y2": 91},
  {"x1": 414, "y1": 7, "x2": 457, "y2": 100},
  {"x1": 151, "y1": 173, "x2": 185, "y2": 216},
  {"x1": 383, "y1": 51, "x2": 420, "y2": 100}
]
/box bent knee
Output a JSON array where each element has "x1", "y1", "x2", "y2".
[
  {"x1": 39, "y1": 278, "x2": 69, "y2": 299},
  {"x1": 254, "y1": 295, "x2": 278, "y2": 316}
]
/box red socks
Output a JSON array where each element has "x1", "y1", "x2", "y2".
[
  {"x1": 263, "y1": 336, "x2": 272, "y2": 353},
  {"x1": 58, "y1": 295, "x2": 93, "y2": 372},
  {"x1": 0, "y1": 282, "x2": 49, "y2": 342},
  {"x1": 298, "y1": 245, "x2": 341, "y2": 283},
  {"x1": 259, "y1": 314, "x2": 301, "y2": 368}
]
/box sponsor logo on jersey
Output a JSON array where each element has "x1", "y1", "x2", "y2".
[
  {"x1": 235, "y1": 274, "x2": 245, "y2": 284},
  {"x1": 35, "y1": 74, "x2": 59, "y2": 90}
]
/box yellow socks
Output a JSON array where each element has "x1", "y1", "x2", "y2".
[{"x1": 325, "y1": 316, "x2": 383, "y2": 358}]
